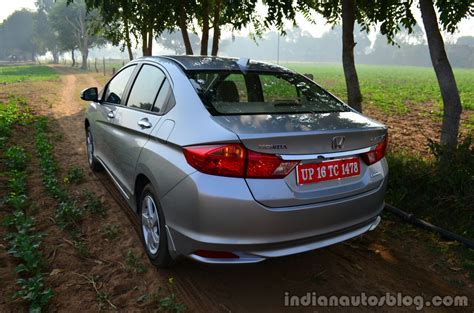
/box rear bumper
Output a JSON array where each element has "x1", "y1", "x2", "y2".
[
  {"x1": 177, "y1": 215, "x2": 381, "y2": 264},
  {"x1": 161, "y1": 164, "x2": 387, "y2": 262}
]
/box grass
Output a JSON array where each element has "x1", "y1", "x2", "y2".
[
  {"x1": 137, "y1": 278, "x2": 185, "y2": 312},
  {"x1": 0, "y1": 65, "x2": 58, "y2": 84},
  {"x1": 81, "y1": 191, "x2": 106, "y2": 217},
  {"x1": 285, "y1": 62, "x2": 474, "y2": 112},
  {"x1": 0, "y1": 96, "x2": 54, "y2": 311},
  {"x1": 63, "y1": 166, "x2": 85, "y2": 185},
  {"x1": 124, "y1": 250, "x2": 147, "y2": 274},
  {"x1": 73, "y1": 239, "x2": 90, "y2": 258},
  {"x1": 102, "y1": 224, "x2": 119, "y2": 241},
  {"x1": 33, "y1": 115, "x2": 110, "y2": 270},
  {"x1": 2, "y1": 149, "x2": 53, "y2": 309},
  {"x1": 0, "y1": 96, "x2": 35, "y2": 148},
  {"x1": 35, "y1": 117, "x2": 87, "y2": 232}
]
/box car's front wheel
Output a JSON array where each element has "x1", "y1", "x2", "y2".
[{"x1": 139, "y1": 183, "x2": 172, "y2": 268}]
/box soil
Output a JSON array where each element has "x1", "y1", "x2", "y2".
[{"x1": 1, "y1": 66, "x2": 473, "y2": 312}]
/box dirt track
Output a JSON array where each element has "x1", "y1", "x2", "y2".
[{"x1": 1, "y1": 66, "x2": 473, "y2": 312}]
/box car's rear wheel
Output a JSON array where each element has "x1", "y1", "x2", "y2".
[
  {"x1": 139, "y1": 183, "x2": 172, "y2": 268},
  {"x1": 86, "y1": 127, "x2": 102, "y2": 172}
]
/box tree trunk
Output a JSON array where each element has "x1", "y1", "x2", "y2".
[
  {"x1": 147, "y1": 30, "x2": 153, "y2": 56},
  {"x1": 142, "y1": 40, "x2": 147, "y2": 56},
  {"x1": 420, "y1": 0, "x2": 462, "y2": 147},
  {"x1": 124, "y1": 18, "x2": 134, "y2": 60},
  {"x1": 341, "y1": 0, "x2": 362, "y2": 112},
  {"x1": 81, "y1": 49, "x2": 88, "y2": 70},
  {"x1": 141, "y1": 27, "x2": 153, "y2": 57},
  {"x1": 211, "y1": 0, "x2": 221, "y2": 56},
  {"x1": 71, "y1": 49, "x2": 76, "y2": 67},
  {"x1": 52, "y1": 50, "x2": 59, "y2": 64},
  {"x1": 142, "y1": 29, "x2": 149, "y2": 56},
  {"x1": 200, "y1": 0, "x2": 210, "y2": 55},
  {"x1": 179, "y1": 8, "x2": 193, "y2": 55}
]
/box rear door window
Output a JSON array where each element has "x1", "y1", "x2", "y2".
[
  {"x1": 127, "y1": 64, "x2": 166, "y2": 111},
  {"x1": 153, "y1": 79, "x2": 174, "y2": 113},
  {"x1": 104, "y1": 65, "x2": 136, "y2": 104}
]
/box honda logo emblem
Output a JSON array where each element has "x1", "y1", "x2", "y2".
[{"x1": 332, "y1": 136, "x2": 345, "y2": 150}]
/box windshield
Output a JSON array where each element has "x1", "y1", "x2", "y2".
[{"x1": 187, "y1": 71, "x2": 350, "y2": 115}]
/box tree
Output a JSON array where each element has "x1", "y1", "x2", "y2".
[
  {"x1": 312, "y1": 0, "x2": 383, "y2": 112},
  {"x1": 0, "y1": 10, "x2": 37, "y2": 61},
  {"x1": 173, "y1": 0, "x2": 262, "y2": 56},
  {"x1": 178, "y1": 5, "x2": 195, "y2": 55},
  {"x1": 49, "y1": 3, "x2": 77, "y2": 66},
  {"x1": 418, "y1": 0, "x2": 470, "y2": 147},
  {"x1": 341, "y1": 0, "x2": 362, "y2": 112},
  {"x1": 102, "y1": 17, "x2": 134, "y2": 60},
  {"x1": 50, "y1": 0, "x2": 105, "y2": 69},
  {"x1": 80, "y1": 0, "x2": 172, "y2": 57},
  {"x1": 200, "y1": 0, "x2": 210, "y2": 55},
  {"x1": 260, "y1": 0, "x2": 364, "y2": 111},
  {"x1": 33, "y1": 0, "x2": 60, "y2": 63},
  {"x1": 34, "y1": 9, "x2": 60, "y2": 63},
  {"x1": 157, "y1": 30, "x2": 200, "y2": 55}
]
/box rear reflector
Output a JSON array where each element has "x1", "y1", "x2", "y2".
[
  {"x1": 361, "y1": 135, "x2": 388, "y2": 165},
  {"x1": 193, "y1": 250, "x2": 239, "y2": 259},
  {"x1": 183, "y1": 144, "x2": 298, "y2": 178}
]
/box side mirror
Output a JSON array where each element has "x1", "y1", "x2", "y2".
[{"x1": 80, "y1": 87, "x2": 99, "y2": 102}]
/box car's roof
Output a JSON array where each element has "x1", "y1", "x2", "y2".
[{"x1": 140, "y1": 55, "x2": 294, "y2": 73}]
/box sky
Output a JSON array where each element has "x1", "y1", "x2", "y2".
[{"x1": 1, "y1": 0, "x2": 473, "y2": 40}]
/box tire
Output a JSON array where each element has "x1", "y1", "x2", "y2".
[
  {"x1": 85, "y1": 127, "x2": 103, "y2": 172},
  {"x1": 139, "y1": 183, "x2": 173, "y2": 268}
]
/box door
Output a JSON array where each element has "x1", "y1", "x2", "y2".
[
  {"x1": 107, "y1": 64, "x2": 169, "y2": 195},
  {"x1": 94, "y1": 64, "x2": 137, "y2": 169}
]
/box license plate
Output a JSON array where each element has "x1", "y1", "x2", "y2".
[{"x1": 296, "y1": 157, "x2": 360, "y2": 185}]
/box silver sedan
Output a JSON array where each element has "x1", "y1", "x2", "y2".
[{"x1": 81, "y1": 56, "x2": 388, "y2": 267}]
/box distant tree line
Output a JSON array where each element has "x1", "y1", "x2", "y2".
[
  {"x1": 210, "y1": 26, "x2": 474, "y2": 68},
  {"x1": 0, "y1": 0, "x2": 105, "y2": 69}
]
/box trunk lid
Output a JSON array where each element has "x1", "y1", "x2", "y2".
[
  {"x1": 211, "y1": 111, "x2": 386, "y2": 155},
  {"x1": 211, "y1": 111, "x2": 388, "y2": 207}
]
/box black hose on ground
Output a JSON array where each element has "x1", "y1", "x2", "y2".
[{"x1": 385, "y1": 203, "x2": 474, "y2": 250}]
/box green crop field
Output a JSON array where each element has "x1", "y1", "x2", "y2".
[
  {"x1": 285, "y1": 62, "x2": 474, "y2": 112},
  {"x1": 0, "y1": 64, "x2": 58, "y2": 84}
]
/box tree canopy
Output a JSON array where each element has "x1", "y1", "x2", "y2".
[
  {"x1": 50, "y1": 0, "x2": 106, "y2": 69},
  {"x1": 0, "y1": 10, "x2": 36, "y2": 61}
]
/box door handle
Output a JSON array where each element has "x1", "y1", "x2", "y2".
[
  {"x1": 138, "y1": 118, "x2": 152, "y2": 129},
  {"x1": 107, "y1": 111, "x2": 115, "y2": 119}
]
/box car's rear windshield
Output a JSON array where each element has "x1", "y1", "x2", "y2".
[{"x1": 187, "y1": 71, "x2": 349, "y2": 115}]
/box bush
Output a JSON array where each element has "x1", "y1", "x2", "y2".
[
  {"x1": 64, "y1": 166, "x2": 85, "y2": 185},
  {"x1": 386, "y1": 136, "x2": 474, "y2": 239}
]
